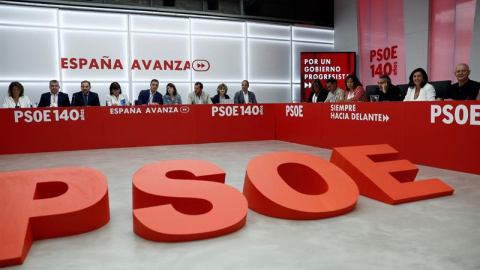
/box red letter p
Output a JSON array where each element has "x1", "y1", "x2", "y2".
[{"x1": 0, "y1": 168, "x2": 110, "y2": 267}]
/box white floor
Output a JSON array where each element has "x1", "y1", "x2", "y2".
[{"x1": 1, "y1": 141, "x2": 479, "y2": 270}]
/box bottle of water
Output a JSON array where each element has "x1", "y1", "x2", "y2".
[{"x1": 121, "y1": 98, "x2": 126, "y2": 106}]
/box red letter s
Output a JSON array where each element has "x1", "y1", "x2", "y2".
[{"x1": 132, "y1": 160, "x2": 248, "y2": 242}]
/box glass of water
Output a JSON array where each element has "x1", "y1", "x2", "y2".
[{"x1": 370, "y1": 95, "x2": 380, "y2": 102}]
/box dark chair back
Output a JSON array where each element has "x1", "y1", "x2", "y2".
[
  {"x1": 396, "y1": 84, "x2": 409, "y2": 100},
  {"x1": 430, "y1": 80, "x2": 451, "y2": 100},
  {"x1": 365, "y1": 85, "x2": 377, "y2": 101}
]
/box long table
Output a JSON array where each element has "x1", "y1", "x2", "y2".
[
  {"x1": 1, "y1": 102, "x2": 478, "y2": 175},
  {"x1": 1, "y1": 104, "x2": 275, "y2": 154},
  {"x1": 276, "y1": 101, "x2": 479, "y2": 175}
]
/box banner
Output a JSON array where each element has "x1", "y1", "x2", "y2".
[
  {"x1": 300, "y1": 52, "x2": 356, "y2": 102},
  {"x1": 428, "y1": 0, "x2": 477, "y2": 81},
  {"x1": 357, "y1": 0, "x2": 407, "y2": 86}
]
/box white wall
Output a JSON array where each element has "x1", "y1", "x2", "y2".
[
  {"x1": 0, "y1": 3, "x2": 334, "y2": 105},
  {"x1": 403, "y1": 0, "x2": 429, "y2": 82},
  {"x1": 333, "y1": 0, "x2": 360, "y2": 76}
]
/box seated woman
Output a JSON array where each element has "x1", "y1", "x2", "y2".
[
  {"x1": 404, "y1": 68, "x2": 436, "y2": 101},
  {"x1": 344, "y1": 74, "x2": 367, "y2": 102},
  {"x1": 106, "y1": 82, "x2": 129, "y2": 106},
  {"x1": 2, "y1": 81, "x2": 31, "y2": 108},
  {"x1": 307, "y1": 79, "x2": 328, "y2": 102},
  {"x1": 212, "y1": 83, "x2": 230, "y2": 104},
  {"x1": 163, "y1": 83, "x2": 182, "y2": 105}
]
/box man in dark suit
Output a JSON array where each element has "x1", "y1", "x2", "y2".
[
  {"x1": 38, "y1": 80, "x2": 71, "y2": 107},
  {"x1": 71, "y1": 80, "x2": 100, "y2": 106},
  {"x1": 137, "y1": 79, "x2": 163, "y2": 105},
  {"x1": 234, "y1": 80, "x2": 257, "y2": 104}
]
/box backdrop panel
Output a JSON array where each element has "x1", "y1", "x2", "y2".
[
  {"x1": 0, "y1": 26, "x2": 59, "y2": 81},
  {"x1": 0, "y1": 4, "x2": 336, "y2": 104},
  {"x1": 248, "y1": 39, "x2": 291, "y2": 83},
  {"x1": 247, "y1": 23, "x2": 290, "y2": 40},
  {"x1": 190, "y1": 18, "x2": 245, "y2": 37},
  {"x1": 130, "y1": 33, "x2": 191, "y2": 82},
  {"x1": 357, "y1": 0, "x2": 407, "y2": 87},
  {"x1": 249, "y1": 84, "x2": 291, "y2": 104},
  {"x1": 191, "y1": 36, "x2": 245, "y2": 82},
  {"x1": 130, "y1": 15, "x2": 189, "y2": 34},
  {"x1": 0, "y1": 5, "x2": 57, "y2": 27},
  {"x1": 59, "y1": 10, "x2": 127, "y2": 31},
  {"x1": 60, "y1": 30, "x2": 129, "y2": 82}
]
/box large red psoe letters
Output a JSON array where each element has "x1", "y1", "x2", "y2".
[
  {"x1": 0, "y1": 168, "x2": 110, "y2": 267},
  {"x1": 132, "y1": 160, "x2": 248, "y2": 242},
  {"x1": 243, "y1": 152, "x2": 359, "y2": 219},
  {"x1": 330, "y1": 144, "x2": 454, "y2": 204},
  {"x1": 0, "y1": 146, "x2": 455, "y2": 267}
]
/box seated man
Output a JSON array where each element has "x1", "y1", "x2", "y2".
[
  {"x1": 374, "y1": 74, "x2": 403, "y2": 101},
  {"x1": 71, "y1": 80, "x2": 100, "y2": 106},
  {"x1": 324, "y1": 78, "x2": 345, "y2": 102},
  {"x1": 38, "y1": 80, "x2": 71, "y2": 107},
  {"x1": 186, "y1": 82, "x2": 212, "y2": 104},
  {"x1": 445, "y1": 63, "x2": 480, "y2": 100},
  {"x1": 137, "y1": 79, "x2": 163, "y2": 105},
  {"x1": 234, "y1": 80, "x2": 257, "y2": 104}
]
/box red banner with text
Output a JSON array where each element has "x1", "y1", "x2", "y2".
[
  {"x1": 300, "y1": 52, "x2": 356, "y2": 102},
  {"x1": 357, "y1": 0, "x2": 407, "y2": 86},
  {"x1": 428, "y1": 0, "x2": 477, "y2": 81}
]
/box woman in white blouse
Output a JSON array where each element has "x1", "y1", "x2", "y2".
[
  {"x1": 403, "y1": 68, "x2": 436, "y2": 101},
  {"x1": 2, "y1": 82, "x2": 31, "y2": 108},
  {"x1": 106, "y1": 82, "x2": 129, "y2": 106}
]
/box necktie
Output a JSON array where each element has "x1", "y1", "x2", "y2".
[{"x1": 84, "y1": 95, "x2": 88, "y2": 106}]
